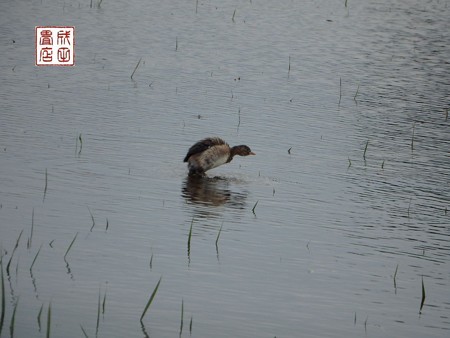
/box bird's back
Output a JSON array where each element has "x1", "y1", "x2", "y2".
[{"x1": 183, "y1": 137, "x2": 228, "y2": 162}]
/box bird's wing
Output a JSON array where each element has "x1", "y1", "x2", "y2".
[{"x1": 183, "y1": 137, "x2": 227, "y2": 162}]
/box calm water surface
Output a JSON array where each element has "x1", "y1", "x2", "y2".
[{"x1": 0, "y1": 0, "x2": 449, "y2": 337}]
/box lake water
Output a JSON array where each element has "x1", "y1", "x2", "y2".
[{"x1": 1, "y1": 0, "x2": 449, "y2": 337}]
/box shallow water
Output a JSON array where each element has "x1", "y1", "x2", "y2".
[{"x1": 1, "y1": 0, "x2": 449, "y2": 337}]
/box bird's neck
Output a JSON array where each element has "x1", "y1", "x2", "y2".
[{"x1": 228, "y1": 146, "x2": 239, "y2": 162}]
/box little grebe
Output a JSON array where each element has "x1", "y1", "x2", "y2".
[{"x1": 183, "y1": 137, "x2": 255, "y2": 177}]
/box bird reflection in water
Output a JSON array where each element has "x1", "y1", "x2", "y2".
[{"x1": 181, "y1": 175, "x2": 248, "y2": 209}]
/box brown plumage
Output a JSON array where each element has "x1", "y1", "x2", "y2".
[{"x1": 183, "y1": 137, "x2": 255, "y2": 176}]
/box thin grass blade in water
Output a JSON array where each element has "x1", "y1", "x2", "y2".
[
  {"x1": 288, "y1": 55, "x2": 291, "y2": 78},
  {"x1": 354, "y1": 83, "x2": 360, "y2": 101},
  {"x1": 363, "y1": 140, "x2": 369, "y2": 161},
  {"x1": 140, "y1": 277, "x2": 162, "y2": 322},
  {"x1": 102, "y1": 288, "x2": 107, "y2": 315},
  {"x1": 215, "y1": 223, "x2": 223, "y2": 249},
  {"x1": 43, "y1": 168, "x2": 48, "y2": 202},
  {"x1": 30, "y1": 244, "x2": 43, "y2": 273},
  {"x1": 252, "y1": 200, "x2": 259, "y2": 215},
  {"x1": 37, "y1": 303, "x2": 44, "y2": 332},
  {"x1": 7, "y1": 229, "x2": 23, "y2": 276},
  {"x1": 187, "y1": 218, "x2": 193, "y2": 257},
  {"x1": 64, "y1": 232, "x2": 78, "y2": 261},
  {"x1": 80, "y1": 324, "x2": 89, "y2": 338},
  {"x1": 10, "y1": 298, "x2": 18, "y2": 338},
  {"x1": 420, "y1": 276, "x2": 426, "y2": 313},
  {"x1": 131, "y1": 57, "x2": 142, "y2": 80},
  {"x1": 96, "y1": 287, "x2": 101, "y2": 336},
  {"x1": 393, "y1": 264, "x2": 399, "y2": 290},
  {"x1": 46, "y1": 302, "x2": 52, "y2": 338},
  {"x1": 28, "y1": 208, "x2": 34, "y2": 249},
  {"x1": 77, "y1": 133, "x2": 83, "y2": 156},
  {"x1": 0, "y1": 256, "x2": 5, "y2": 336},
  {"x1": 179, "y1": 299, "x2": 184, "y2": 336},
  {"x1": 88, "y1": 207, "x2": 95, "y2": 231}
]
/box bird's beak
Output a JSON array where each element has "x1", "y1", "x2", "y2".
[{"x1": 249, "y1": 152, "x2": 255, "y2": 155}]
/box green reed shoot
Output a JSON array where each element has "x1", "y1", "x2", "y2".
[
  {"x1": 348, "y1": 157, "x2": 352, "y2": 168},
  {"x1": 37, "y1": 303, "x2": 44, "y2": 332},
  {"x1": 189, "y1": 316, "x2": 193, "y2": 335},
  {"x1": 43, "y1": 168, "x2": 48, "y2": 202},
  {"x1": 131, "y1": 57, "x2": 142, "y2": 80},
  {"x1": 96, "y1": 287, "x2": 101, "y2": 336},
  {"x1": 363, "y1": 140, "x2": 369, "y2": 160},
  {"x1": 102, "y1": 288, "x2": 107, "y2": 315},
  {"x1": 252, "y1": 200, "x2": 259, "y2": 214},
  {"x1": 28, "y1": 208, "x2": 34, "y2": 249},
  {"x1": 0, "y1": 256, "x2": 5, "y2": 336},
  {"x1": 188, "y1": 218, "x2": 193, "y2": 255},
  {"x1": 232, "y1": 9, "x2": 236, "y2": 22},
  {"x1": 179, "y1": 299, "x2": 184, "y2": 336},
  {"x1": 149, "y1": 253, "x2": 153, "y2": 270},
  {"x1": 215, "y1": 223, "x2": 223, "y2": 249},
  {"x1": 10, "y1": 298, "x2": 18, "y2": 338},
  {"x1": 288, "y1": 55, "x2": 291, "y2": 78},
  {"x1": 76, "y1": 133, "x2": 83, "y2": 156},
  {"x1": 381, "y1": 160, "x2": 385, "y2": 169},
  {"x1": 106, "y1": 218, "x2": 109, "y2": 232},
  {"x1": 354, "y1": 83, "x2": 360, "y2": 101},
  {"x1": 420, "y1": 276, "x2": 426, "y2": 313},
  {"x1": 64, "y1": 232, "x2": 78, "y2": 261},
  {"x1": 7, "y1": 229, "x2": 23, "y2": 276},
  {"x1": 407, "y1": 197, "x2": 412, "y2": 218},
  {"x1": 338, "y1": 77, "x2": 342, "y2": 105},
  {"x1": 80, "y1": 324, "x2": 89, "y2": 338},
  {"x1": 393, "y1": 264, "x2": 399, "y2": 289},
  {"x1": 237, "y1": 107, "x2": 241, "y2": 130},
  {"x1": 30, "y1": 244, "x2": 43, "y2": 273},
  {"x1": 88, "y1": 207, "x2": 95, "y2": 231},
  {"x1": 175, "y1": 36, "x2": 178, "y2": 51},
  {"x1": 46, "y1": 302, "x2": 52, "y2": 338},
  {"x1": 288, "y1": 147, "x2": 292, "y2": 154},
  {"x1": 140, "y1": 276, "x2": 162, "y2": 322}
]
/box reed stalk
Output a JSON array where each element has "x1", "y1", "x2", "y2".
[
  {"x1": 140, "y1": 277, "x2": 162, "y2": 322},
  {"x1": 64, "y1": 232, "x2": 78, "y2": 261}
]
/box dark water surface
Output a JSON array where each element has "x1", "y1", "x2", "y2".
[{"x1": 1, "y1": 0, "x2": 449, "y2": 337}]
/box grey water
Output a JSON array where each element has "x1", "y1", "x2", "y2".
[{"x1": 0, "y1": 0, "x2": 449, "y2": 337}]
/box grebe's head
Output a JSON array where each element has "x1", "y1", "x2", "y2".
[{"x1": 232, "y1": 145, "x2": 255, "y2": 156}]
